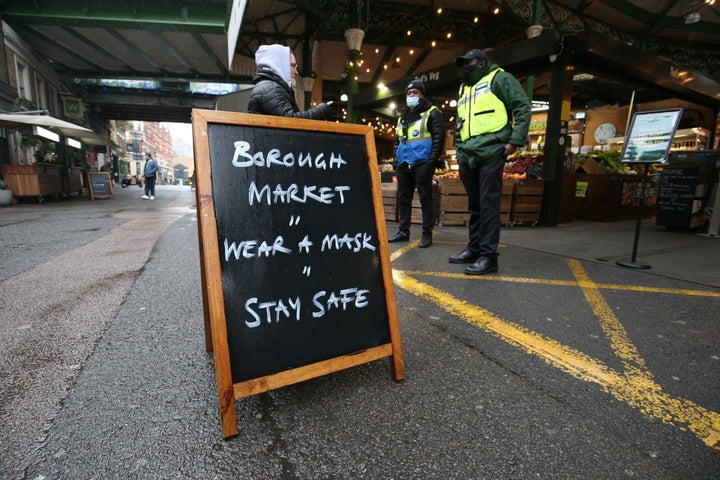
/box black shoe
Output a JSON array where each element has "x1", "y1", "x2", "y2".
[
  {"x1": 449, "y1": 248, "x2": 479, "y2": 264},
  {"x1": 388, "y1": 231, "x2": 410, "y2": 242},
  {"x1": 464, "y1": 256, "x2": 499, "y2": 275},
  {"x1": 418, "y1": 232, "x2": 432, "y2": 248}
]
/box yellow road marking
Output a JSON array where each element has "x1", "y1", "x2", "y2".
[
  {"x1": 567, "y1": 258, "x2": 652, "y2": 377},
  {"x1": 390, "y1": 241, "x2": 418, "y2": 261},
  {"x1": 401, "y1": 270, "x2": 720, "y2": 298},
  {"x1": 392, "y1": 267, "x2": 720, "y2": 450}
]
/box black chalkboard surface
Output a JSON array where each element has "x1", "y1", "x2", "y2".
[
  {"x1": 87, "y1": 172, "x2": 113, "y2": 199},
  {"x1": 657, "y1": 167, "x2": 696, "y2": 218},
  {"x1": 192, "y1": 109, "x2": 404, "y2": 438}
]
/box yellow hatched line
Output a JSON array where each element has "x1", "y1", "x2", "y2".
[
  {"x1": 566, "y1": 259, "x2": 652, "y2": 377},
  {"x1": 401, "y1": 270, "x2": 720, "y2": 298},
  {"x1": 392, "y1": 268, "x2": 720, "y2": 450}
]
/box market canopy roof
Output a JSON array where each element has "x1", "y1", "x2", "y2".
[{"x1": 0, "y1": 113, "x2": 119, "y2": 147}]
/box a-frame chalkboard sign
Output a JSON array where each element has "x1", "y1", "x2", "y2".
[
  {"x1": 87, "y1": 171, "x2": 114, "y2": 200},
  {"x1": 191, "y1": 109, "x2": 404, "y2": 438}
]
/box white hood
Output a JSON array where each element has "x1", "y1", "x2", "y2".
[{"x1": 255, "y1": 44, "x2": 291, "y2": 88}]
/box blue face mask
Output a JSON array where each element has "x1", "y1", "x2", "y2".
[{"x1": 406, "y1": 96, "x2": 420, "y2": 108}]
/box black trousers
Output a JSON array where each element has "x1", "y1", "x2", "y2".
[
  {"x1": 395, "y1": 161, "x2": 435, "y2": 234},
  {"x1": 459, "y1": 154, "x2": 504, "y2": 257}
]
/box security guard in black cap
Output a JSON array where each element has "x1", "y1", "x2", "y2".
[
  {"x1": 389, "y1": 79, "x2": 444, "y2": 248},
  {"x1": 449, "y1": 49, "x2": 531, "y2": 274}
]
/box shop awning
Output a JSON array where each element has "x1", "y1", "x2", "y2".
[{"x1": 0, "y1": 113, "x2": 119, "y2": 148}]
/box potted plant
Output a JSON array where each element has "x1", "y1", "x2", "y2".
[{"x1": 0, "y1": 179, "x2": 13, "y2": 206}]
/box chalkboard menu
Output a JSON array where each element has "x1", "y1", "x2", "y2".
[
  {"x1": 87, "y1": 172, "x2": 113, "y2": 199},
  {"x1": 656, "y1": 163, "x2": 713, "y2": 229},
  {"x1": 192, "y1": 109, "x2": 404, "y2": 438}
]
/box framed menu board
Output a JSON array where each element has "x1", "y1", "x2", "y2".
[{"x1": 620, "y1": 108, "x2": 683, "y2": 164}]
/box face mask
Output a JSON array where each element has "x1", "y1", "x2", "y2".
[
  {"x1": 462, "y1": 64, "x2": 478, "y2": 77},
  {"x1": 463, "y1": 67, "x2": 484, "y2": 85},
  {"x1": 406, "y1": 96, "x2": 420, "y2": 108}
]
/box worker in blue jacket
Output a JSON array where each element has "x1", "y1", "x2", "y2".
[{"x1": 388, "y1": 79, "x2": 445, "y2": 248}]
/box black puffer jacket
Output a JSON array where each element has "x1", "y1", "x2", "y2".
[
  {"x1": 247, "y1": 70, "x2": 331, "y2": 120},
  {"x1": 393, "y1": 98, "x2": 445, "y2": 167}
]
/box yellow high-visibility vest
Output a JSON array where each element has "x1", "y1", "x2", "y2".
[
  {"x1": 456, "y1": 68, "x2": 507, "y2": 142},
  {"x1": 395, "y1": 106, "x2": 439, "y2": 165}
]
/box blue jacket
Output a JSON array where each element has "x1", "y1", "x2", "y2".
[{"x1": 144, "y1": 158, "x2": 159, "y2": 178}]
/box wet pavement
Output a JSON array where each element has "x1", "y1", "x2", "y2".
[{"x1": 1, "y1": 184, "x2": 718, "y2": 479}]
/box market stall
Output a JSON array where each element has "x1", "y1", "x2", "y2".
[{"x1": 361, "y1": 31, "x2": 719, "y2": 227}]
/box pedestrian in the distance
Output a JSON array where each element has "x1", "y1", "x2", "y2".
[
  {"x1": 449, "y1": 49, "x2": 531, "y2": 274},
  {"x1": 247, "y1": 44, "x2": 333, "y2": 119},
  {"x1": 142, "y1": 152, "x2": 158, "y2": 200},
  {"x1": 388, "y1": 79, "x2": 444, "y2": 248}
]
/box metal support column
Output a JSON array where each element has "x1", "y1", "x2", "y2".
[{"x1": 541, "y1": 47, "x2": 574, "y2": 226}]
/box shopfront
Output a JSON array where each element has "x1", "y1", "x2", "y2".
[
  {"x1": 0, "y1": 113, "x2": 116, "y2": 202},
  {"x1": 357, "y1": 31, "x2": 719, "y2": 228}
]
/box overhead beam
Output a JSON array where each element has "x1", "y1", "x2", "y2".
[
  {"x1": 0, "y1": 0, "x2": 229, "y2": 33},
  {"x1": 63, "y1": 25, "x2": 139, "y2": 74}
]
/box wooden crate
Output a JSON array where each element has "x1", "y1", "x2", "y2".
[
  {"x1": 512, "y1": 178, "x2": 543, "y2": 224},
  {"x1": 409, "y1": 183, "x2": 440, "y2": 225},
  {"x1": 438, "y1": 177, "x2": 515, "y2": 226},
  {"x1": 381, "y1": 183, "x2": 397, "y2": 222},
  {"x1": 438, "y1": 176, "x2": 467, "y2": 226},
  {"x1": 438, "y1": 176, "x2": 466, "y2": 194},
  {"x1": 500, "y1": 179, "x2": 514, "y2": 224}
]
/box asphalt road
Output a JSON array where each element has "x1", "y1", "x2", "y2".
[{"x1": 1, "y1": 184, "x2": 718, "y2": 479}]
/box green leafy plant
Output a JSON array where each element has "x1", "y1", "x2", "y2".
[{"x1": 0, "y1": 179, "x2": 9, "y2": 190}]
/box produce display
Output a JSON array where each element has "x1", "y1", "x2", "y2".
[
  {"x1": 503, "y1": 152, "x2": 543, "y2": 180},
  {"x1": 575, "y1": 150, "x2": 661, "y2": 174}
]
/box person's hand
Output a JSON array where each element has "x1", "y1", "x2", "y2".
[
  {"x1": 325, "y1": 101, "x2": 334, "y2": 106},
  {"x1": 503, "y1": 144, "x2": 518, "y2": 157}
]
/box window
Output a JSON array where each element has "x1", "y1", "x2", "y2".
[
  {"x1": 15, "y1": 61, "x2": 31, "y2": 100},
  {"x1": 34, "y1": 74, "x2": 47, "y2": 109}
]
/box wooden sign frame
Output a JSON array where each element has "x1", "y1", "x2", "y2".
[
  {"x1": 87, "y1": 171, "x2": 114, "y2": 199},
  {"x1": 191, "y1": 109, "x2": 404, "y2": 438}
]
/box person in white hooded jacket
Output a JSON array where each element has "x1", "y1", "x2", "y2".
[{"x1": 247, "y1": 44, "x2": 333, "y2": 119}]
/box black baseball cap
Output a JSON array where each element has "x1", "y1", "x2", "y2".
[
  {"x1": 455, "y1": 49, "x2": 488, "y2": 66},
  {"x1": 405, "y1": 79, "x2": 425, "y2": 95}
]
